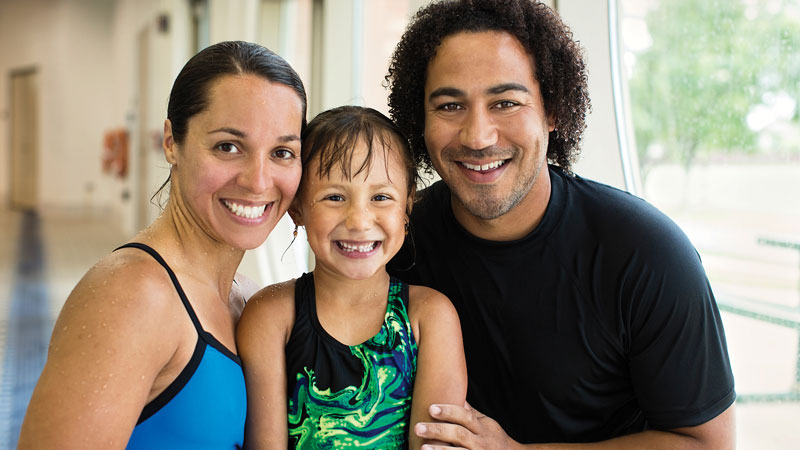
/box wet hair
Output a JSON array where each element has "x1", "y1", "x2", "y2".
[
  {"x1": 153, "y1": 41, "x2": 307, "y2": 205},
  {"x1": 299, "y1": 106, "x2": 418, "y2": 205},
  {"x1": 385, "y1": 0, "x2": 590, "y2": 174}
]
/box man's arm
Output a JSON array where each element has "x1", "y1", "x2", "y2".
[{"x1": 414, "y1": 402, "x2": 736, "y2": 450}]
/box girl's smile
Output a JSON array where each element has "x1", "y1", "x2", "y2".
[{"x1": 292, "y1": 137, "x2": 411, "y2": 281}]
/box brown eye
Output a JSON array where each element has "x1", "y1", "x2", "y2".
[
  {"x1": 216, "y1": 143, "x2": 240, "y2": 154},
  {"x1": 273, "y1": 148, "x2": 296, "y2": 160}
]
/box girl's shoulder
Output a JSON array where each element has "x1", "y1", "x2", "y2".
[
  {"x1": 406, "y1": 284, "x2": 459, "y2": 327},
  {"x1": 238, "y1": 278, "x2": 297, "y2": 339}
]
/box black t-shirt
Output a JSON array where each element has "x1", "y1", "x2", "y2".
[{"x1": 388, "y1": 165, "x2": 735, "y2": 444}]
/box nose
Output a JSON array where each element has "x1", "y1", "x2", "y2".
[
  {"x1": 345, "y1": 201, "x2": 374, "y2": 232},
  {"x1": 238, "y1": 155, "x2": 273, "y2": 194},
  {"x1": 459, "y1": 107, "x2": 498, "y2": 150}
]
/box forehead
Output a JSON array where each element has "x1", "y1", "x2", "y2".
[
  {"x1": 312, "y1": 136, "x2": 407, "y2": 183},
  {"x1": 425, "y1": 30, "x2": 538, "y2": 93},
  {"x1": 197, "y1": 74, "x2": 303, "y2": 130}
]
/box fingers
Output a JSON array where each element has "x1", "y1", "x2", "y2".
[
  {"x1": 415, "y1": 422, "x2": 471, "y2": 449},
  {"x1": 430, "y1": 404, "x2": 483, "y2": 431},
  {"x1": 420, "y1": 445, "x2": 464, "y2": 450}
]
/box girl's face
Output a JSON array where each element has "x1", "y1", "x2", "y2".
[
  {"x1": 292, "y1": 138, "x2": 413, "y2": 281},
  {"x1": 164, "y1": 74, "x2": 303, "y2": 250}
]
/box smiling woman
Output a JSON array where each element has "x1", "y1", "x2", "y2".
[
  {"x1": 163, "y1": 73, "x2": 303, "y2": 250},
  {"x1": 17, "y1": 41, "x2": 307, "y2": 450}
]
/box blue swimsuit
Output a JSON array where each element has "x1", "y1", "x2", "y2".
[{"x1": 119, "y1": 243, "x2": 246, "y2": 450}]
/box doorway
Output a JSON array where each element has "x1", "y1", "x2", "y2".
[{"x1": 9, "y1": 68, "x2": 39, "y2": 211}]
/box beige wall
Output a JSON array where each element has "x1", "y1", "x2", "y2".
[{"x1": 0, "y1": 0, "x2": 117, "y2": 216}]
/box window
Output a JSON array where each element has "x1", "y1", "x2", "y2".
[{"x1": 616, "y1": 0, "x2": 800, "y2": 447}]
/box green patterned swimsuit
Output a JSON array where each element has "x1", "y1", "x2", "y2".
[{"x1": 286, "y1": 273, "x2": 418, "y2": 449}]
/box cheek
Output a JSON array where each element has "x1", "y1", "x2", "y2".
[
  {"x1": 424, "y1": 118, "x2": 447, "y2": 150},
  {"x1": 275, "y1": 166, "x2": 303, "y2": 199}
]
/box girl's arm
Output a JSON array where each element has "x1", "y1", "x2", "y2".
[
  {"x1": 237, "y1": 281, "x2": 295, "y2": 450},
  {"x1": 18, "y1": 255, "x2": 184, "y2": 449},
  {"x1": 408, "y1": 285, "x2": 468, "y2": 450}
]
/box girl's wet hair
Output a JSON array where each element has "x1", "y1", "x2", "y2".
[{"x1": 299, "y1": 106, "x2": 418, "y2": 199}]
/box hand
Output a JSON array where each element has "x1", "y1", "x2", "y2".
[{"x1": 415, "y1": 402, "x2": 519, "y2": 450}]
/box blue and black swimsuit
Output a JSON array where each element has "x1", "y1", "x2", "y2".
[{"x1": 118, "y1": 243, "x2": 246, "y2": 450}]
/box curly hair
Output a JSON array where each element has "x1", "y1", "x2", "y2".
[{"x1": 385, "y1": 0, "x2": 590, "y2": 173}]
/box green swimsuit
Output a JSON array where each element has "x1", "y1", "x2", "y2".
[{"x1": 285, "y1": 273, "x2": 418, "y2": 449}]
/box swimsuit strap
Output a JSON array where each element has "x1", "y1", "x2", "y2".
[{"x1": 115, "y1": 242, "x2": 205, "y2": 334}]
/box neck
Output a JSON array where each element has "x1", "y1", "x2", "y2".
[
  {"x1": 136, "y1": 200, "x2": 245, "y2": 301},
  {"x1": 311, "y1": 266, "x2": 391, "y2": 306},
  {"x1": 451, "y1": 165, "x2": 552, "y2": 241}
]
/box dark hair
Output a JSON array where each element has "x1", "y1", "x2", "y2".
[
  {"x1": 299, "y1": 105, "x2": 418, "y2": 202},
  {"x1": 153, "y1": 41, "x2": 307, "y2": 205},
  {"x1": 385, "y1": 0, "x2": 590, "y2": 174}
]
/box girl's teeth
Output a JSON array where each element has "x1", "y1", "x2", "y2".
[
  {"x1": 338, "y1": 242, "x2": 377, "y2": 252},
  {"x1": 223, "y1": 200, "x2": 267, "y2": 219}
]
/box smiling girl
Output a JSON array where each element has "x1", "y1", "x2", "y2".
[{"x1": 237, "y1": 106, "x2": 467, "y2": 449}]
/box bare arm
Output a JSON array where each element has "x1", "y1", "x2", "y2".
[
  {"x1": 17, "y1": 255, "x2": 182, "y2": 449},
  {"x1": 414, "y1": 402, "x2": 736, "y2": 450},
  {"x1": 238, "y1": 281, "x2": 295, "y2": 450},
  {"x1": 408, "y1": 286, "x2": 468, "y2": 450}
]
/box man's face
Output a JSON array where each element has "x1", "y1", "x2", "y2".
[{"x1": 423, "y1": 30, "x2": 554, "y2": 221}]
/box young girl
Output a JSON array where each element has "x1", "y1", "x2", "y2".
[{"x1": 238, "y1": 106, "x2": 467, "y2": 449}]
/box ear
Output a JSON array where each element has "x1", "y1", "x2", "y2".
[
  {"x1": 406, "y1": 183, "x2": 416, "y2": 217},
  {"x1": 547, "y1": 114, "x2": 556, "y2": 133},
  {"x1": 163, "y1": 119, "x2": 178, "y2": 165},
  {"x1": 287, "y1": 198, "x2": 304, "y2": 227}
]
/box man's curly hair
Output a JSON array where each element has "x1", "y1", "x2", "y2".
[{"x1": 385, "y1": 0, "x2": 590, "y2": 174}]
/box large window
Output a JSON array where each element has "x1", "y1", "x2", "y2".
[{"x1": 617, "y1": 0, "x2": 800, "y2": 447}]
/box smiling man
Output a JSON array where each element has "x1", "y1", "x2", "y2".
[{"x1": 386, "y1": 1, "x2": 736, "y2": 449}]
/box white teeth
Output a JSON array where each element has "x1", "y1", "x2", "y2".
[
  {"x1": 223, "y1": 200, "x2": 267, "y2": 219},
  {"x1": 338, "y1": 241, "x2": 377, "y2": 253},
  {"x1": 461, "y1": 160, "x2": 506, "y2": 171}
]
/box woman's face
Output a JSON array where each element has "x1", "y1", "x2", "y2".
[{"x1": 164, "y1": 74, "x2": 304, "y2": 250}]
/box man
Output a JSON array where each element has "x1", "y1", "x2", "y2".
[{"x1": 386, "y1": 1, "x2": 736, "y2": 448}]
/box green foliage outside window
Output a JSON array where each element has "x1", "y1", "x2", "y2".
[{"x1": 627, "y1": 0, "x2": 800, "y2": 179}]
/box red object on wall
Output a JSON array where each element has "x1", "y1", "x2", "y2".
[{"x1": 102, "y1": 128, "x2": 129, "y2": 178}]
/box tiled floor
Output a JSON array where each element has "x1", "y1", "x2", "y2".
[
  {"x1": 0, "y1": 208, "x2": 127, "y2": 449},
  {"x1": 0, "y1": 207, "x2": 798, "y2": 448}
]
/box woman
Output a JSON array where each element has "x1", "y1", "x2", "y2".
[{"x1": 18, "y1": 41, "x2": 306, "y2": 449}]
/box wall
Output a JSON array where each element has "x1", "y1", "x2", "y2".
[
  {"x1": 0, "y1": 0, "x2": 193, "y2": 236},
  {"x1": 0, "y1": 0, "x2": 117, "y2": 216}
]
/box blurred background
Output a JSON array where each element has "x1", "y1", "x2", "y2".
[{"x1": 0, "y1": 0, "x2": 798, "y2": 448}]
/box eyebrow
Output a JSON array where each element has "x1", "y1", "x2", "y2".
[
  {"x1": 209, "y1": 127, "x2": 300, "y2": 142},
  {"x1": 428, "y1": 83, "x2": 530, "y2": 101},
  {"x1": 209, "y1": 127, "x2": 246, "y2": 137}
]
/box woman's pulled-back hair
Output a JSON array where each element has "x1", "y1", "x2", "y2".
[
  {"x1": 168, "y1": 40, "x2": 307, "y2": 144},
  {"x1": 299, "y1": 106, "x2": 418, "y2": 199},
  {"x1": 154, "y1": 41, "x2": 306, "y2": 205}
]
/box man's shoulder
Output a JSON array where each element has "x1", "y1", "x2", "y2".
[{"x1": 556, "y1": 168, "x2": 698, "y2": 259}]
